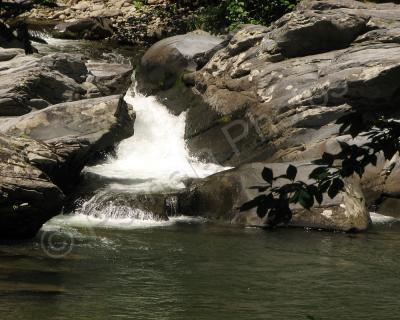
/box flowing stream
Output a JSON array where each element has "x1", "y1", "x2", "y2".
[
  {"x1": 85, "y1": 86, "x2": 226, "y2": 191},
  {"x1": 1, "y1": 37, "x2": 400, "y2": 320},
  {"x1": 53, "y1": 83, "x2": 227, "y2": 229}
]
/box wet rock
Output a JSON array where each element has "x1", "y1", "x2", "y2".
[
  {"x1": 377, "y1": 197, "x2": 400, "y2": 219},
  {"x1": 0, "y1": 98, "x2": 31, "y2": 116},
  {"x1": 73, "y1": 191, "x2": 170, "y2": 222},
  {"x1": 0, "y1": 53, "x2": 85, "y2": 115},
  {"x1": 178, "y1": 162, "x2": 371, "y2": 232},
  {"x1": 27, "y1": 98, "x2": 51, "y2": 110}
]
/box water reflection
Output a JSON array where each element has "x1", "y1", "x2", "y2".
[{"x1": 1, "y1": 224, "x2": 400, "y2": 319}]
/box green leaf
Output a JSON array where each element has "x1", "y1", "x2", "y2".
[
  {"x1": 262, "y1": 167, "x2": 274, "y2": 184},
  {"x1": 309, "y1": 166, "x2": 328, "y2": 180},
  {"x1": 286, "y1": 164, "x2": 297, "y2": 181},
  {"x1": 319, "y1": 180, "x2": 331, "y2": 193},
  {"x1": 249, "y1": 186, "x2": 269, "y2": 192},
  {"x1": 240, "y1": 195, "x2": 266, "y2": 212},
  {"x1": 328, "y1": 178, "x2": 344, "y2": 199},
  {"x1": 298, "y1": 189, "x2": 314, "y2": 209},
  {"x1": 308, "y1": 185, "x2": 323, "y2": 204},
  {"x1": 251, "y1": 194, "x2": 274, "y2": 218}
]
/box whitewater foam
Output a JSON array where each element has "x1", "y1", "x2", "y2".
[
  {"x1": 85, "y1": 87, "x2": 227, "y2": 191},
  {"x1": 46, "y1": 213, "x2": 206, "y2": 230}
]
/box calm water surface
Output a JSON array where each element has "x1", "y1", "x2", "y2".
[
  {"x1": 3, "y1": 36, "x2": 400, "y2": 320},
  {"x1": 1, "y1": 221, "x2": 400, "y2": 320}
]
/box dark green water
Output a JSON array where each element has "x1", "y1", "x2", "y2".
[
  {"x1": 4, "y1": 35, "x2": 400, "y2": 320},
  {"x1": 1, "y1": 219, "x2": 400, "y2": 320}
]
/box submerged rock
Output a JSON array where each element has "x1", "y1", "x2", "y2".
[{"x1": 72, "y1": 191, "x2": 170, "y2": 222}]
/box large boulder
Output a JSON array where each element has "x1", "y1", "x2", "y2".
[
  {"x1": 137, "y1": 31, "x2": 226, "y2": 94},
  {"x1": 0, "y1": 95, "x2": 135, "y2": 190},
  {"x1": 137, "y1": 1, "x2": 400, "y2": 167},
  {"x1": 266, "y1": 9, "x2": 367, "y2": 58},
  {"x1": 0, "y1": 134, "x2": 64, "y2": 239},
  {"x1": 53, "y1": 18, "x2": 113, "y2": 40},
  {"x1": 177, "y1": 162, "x2": 371, "y2": 232},
  {"x1": 0, "y1": 94, "x2": 135, "y2": 238}
]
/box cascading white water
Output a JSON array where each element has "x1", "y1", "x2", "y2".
[
  {"x1": 85, "y1": 86, "x2": 227, "y2": 192},
  {"x1": 46, "y1": 81, "x2": 228, "y2": 229}
]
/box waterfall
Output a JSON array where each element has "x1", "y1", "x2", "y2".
[
  {"x1": 46, "y1": 81, "x2": 227, "y2": 229},
  {"x1": 85, "y1": 86, "x2": 227, "y2": 192}
]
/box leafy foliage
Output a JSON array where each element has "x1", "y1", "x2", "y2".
[
  {"x1": 241, "y1": 111, "x2": 400, "y2": 227},
  {"x1": 223, "y1": 0, "x2": 299, "y2": 29},
  {"x1": 176, "y1": 0, "x2": 299, "y2": 33},
  {"x1": 32, "y1": 0, "x2": 57, "y2": 7}
]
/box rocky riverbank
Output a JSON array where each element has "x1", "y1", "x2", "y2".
[
  {"x1": 135, "y1": 0, "x2": 400, "y2": 230},
  {"x1": 0, "y1": 44, "x2": 135, "y2": 238},
  {"x1": 3, "y1": 0, "x2": 400, "y2": 238}
]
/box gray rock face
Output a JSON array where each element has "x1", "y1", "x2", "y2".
[
  {"x1": 0, "y1": 134, "x2": 64, "y2": 239},
  {"x1": 86, "y1": 62, "x2": 133, "y2": 96},
  {"x1": 40, "y1": 53, "x2": 88, "y2": 84},
  {"x1": 267, "y1": 10, "x2": 367, "y2": 58},
  {"x1": 130, "y1": 0, "x2": 400, "y2": 230},
  {"x1": 53, "y1": 18, "x2": 113, "y2": 40},
  {"x1": 138, "y1": 0, "x2": 400, "y2": 168},
  {"x1": 0, "y1": 53, "x2": 85, "y2": 116},
  {"x1": 137, "y1": 32, "x2": 226, "y2": 93},
  {"x1": 191, "y1": 30, "x2": 400, "y2": 166},
  {"x1": 178, "y1": 162, "x2": 370, "y2": 232}
]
